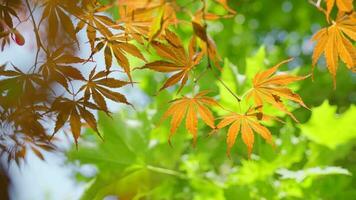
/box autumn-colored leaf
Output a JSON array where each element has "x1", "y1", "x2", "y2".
[
  {"x1": 76, "y1": 2, "x2": 116, "y2": 50},
  {"x1": 161, "y1": 91, "x2": 218, "y2": 145},
  {"x1": 79, "y1": 68, "x2": 132, "y2": 112},
  {"x1": 90, "y1": 34, "x2": 146, "y2": 82},
  {"x1": 326, "y1": 0, "x2": 354, "y2": 18},
  {"x1": 0, "y1": 3, "x2": 21, "y2": 49},
  {"x1": 217, "y1": 106, "x2": 275, "y2": 157},
  {"x1": 192, "y1": 18, "x2": 222, "y2": 69},
  {"x1": 246, "y1": 58, "x2": 308, "y2": 122},
  {"x1": 139, "y1": 30, "x2": 203, "y2": 92},
  {"x1": 312, "y1": 12, "x2": 356, "y2": 87},
  {"x1": 39, "y1": 47, "x2": 85, "y2": 91},
  {"x1": 51, "y1": 97, "x2": 102, "y2": 146},
  {"x1": 0, "y1": 66, "x2": 46, "y2": 107},
  {"x1": 117, "y1": 0, "x2": 178, "y2": 42},
  {"x1": 40, "y1": 0, "x2": 82, "y2": 43}
]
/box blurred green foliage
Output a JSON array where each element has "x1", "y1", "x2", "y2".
[{"x1": 67, "y1": 0, "x2": 356, "y2": 199}]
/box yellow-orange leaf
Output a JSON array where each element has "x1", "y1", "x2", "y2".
[
  {"x1": 161, "y1": 91, "x2": 218, "y2": 145},
  {"x1": 312, "y1": 13, "x2": 356, "y2": 87},
  {"x1": 217, "y1": 107, "x2": 274, "y2": 158},
  {"x1": 140, "y1": 31, "x2": 203, "y2": 92},
  {"x1": 117, "y1": 0, "x2": 178, "y2": 41},
  {"x1": 326, "y1": 0, "x2": 354, "y2": 17},
  {"x1": 246, "y1": 58, "x2": 308, "y2": 122},
  {"x1": 90, "y1": 34, "x2": 146, "y2": 82}
]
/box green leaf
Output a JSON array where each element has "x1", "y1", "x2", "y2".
[
  {"x1": 299, "y1": 101, "x2": 356, "y2": 149},
  {"x1": 244, "y1": 46, "x2": 266, "y2": 88}
]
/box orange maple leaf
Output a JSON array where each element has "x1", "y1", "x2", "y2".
[
  {"x1": 161, "y1": 91, "x2": 218, "y2": 145},
  {"x1": 51, "y1": 97, "x2": 102, "y2": 146},
  {"x1": 312, "y1": 12, "x2": 356, "y2": 87},
  {"x1": 217, "y1": 106, "x2": 275, "y2": 158},
  {"x1": 246, "y1": 58, "x2": 308, "y2": 122},
  {"x1": 76, "y1": 3, "x2": 117, "y2": 50},
  {"x1": 40, "y1": 47, "x2": 85, "y2": 91},
  {"x1": 326, "y1": 0, "x2": 354, "y2": 17},
  {"x1": 117, "y1": 0, "x2": 178, "y2": 42},
  {"x1": 40, "y1": 0, "x2": 82, "y2": 43},
  {"x1": 79, "y1": 68, "x2": 132, "y2": 113},
  {"x1": 90, "y1": 34, "x2": 146, "y2": 82},
  {"x1": 140, "y1": 30, "x2": 203, "y2": 92}
]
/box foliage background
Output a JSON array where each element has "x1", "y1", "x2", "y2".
[
  {"x1": 2, "y1": 0, "x2": 356, "y2": 199},
  {"x1": 64, "y1": 0, "x2": 356, "y2": 199}
]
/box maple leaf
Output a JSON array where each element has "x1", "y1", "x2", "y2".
[
  {"x1": 39, "y1": 47, "x2": 85, "y2": 91},
  {"x1": 0, "y1": 3, "x2": 19, "y2": 29},
  {"x1": 90, "y1": 34, "x2": 146, "y2": 82},
  {"x1": 161, "y1": 91, "x2": 218, "y2": 145},
  {"x1": 217, "y1": 106, "x2": 275, "y2": 157},
  {"x1": 79, "y1": 68, "x2": 132, "y2": 113},
  {"x1": 0, "y1": 67, "x2": 52, "y2": 160},
  {"x1": 76, "y1": 3, "x2": 117, "y2": 50},
  {"x1": 139, "y1": 30, "x2": 203, "y2": 92},
  {"x1": 326, "y1": 0, "x2": 354, "y2": 17},
  {"x1": 192, "y1": 17, "x2": 222, "y2": 69},
  {"x1": 0, "y1": 2, "x2": 21, "y2": 49},
  {"x1": 0, "y1": 65, "x2": 47, "y2": 108},
  {"x1": 40, "y1": 0, "x2": 82, "y2": 43},
  {"x1": 51, "y1": 97, "x2": 101, "y2": 146},
  {"x1": 312, "y1": 12, "x2": 356, "y2": 87},
  {"x1": 117, "y1": 0, "x2": 178, "y2": 42},
  {"x1": 245, "y1": 58, "x2": 308, "y2": 122}
]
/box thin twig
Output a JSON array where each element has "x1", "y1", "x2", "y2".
[
  {"x1": 24, "y1": 0, "x2": 47, "y2": 72},
  {"x1": 200, "y1": 0, "x2": 241, "y2": 102},
  {"x1": 212, "y1": 70, "x2": 241, "y2": 102},
  {"x1": 308, "y1": 0, "x2": 328, "y2": 20}
]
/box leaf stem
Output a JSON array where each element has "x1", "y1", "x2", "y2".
[
  {"x1": 308, "y1": 0, "x2": 328, "y2": 19},
  {"x1": 146, "y1": 165, "x2": 187, "y2": 179},
  {"x1": 212, "y1": 70, "x2": 241, "y2": 102},
  {"x1": 199, "y1": 0, "x2": 241, "y2": 102}
]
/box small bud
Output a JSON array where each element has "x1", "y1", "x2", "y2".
[{"x1": 12, "y1": 30, "x2": 25, "y2": 46}]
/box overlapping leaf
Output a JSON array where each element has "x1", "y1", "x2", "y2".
[
  {"x1": 246, "y1": 58, "x2": 308, "y2": 122},
  {"x1": 326, "y1": 0, "x2": 354, "y2": 17},
  {"x1": 192, "y1": 21, "x2": 222, "y2": 69},
  {"x1": 90, "y1": 34, "x2": 146, "y2": 82},
  {"x1": 0, "y1": 2, "x2": 19, "y2": 30},
  {"x1": 217, "y1": 106, "x2": 274, "y2": 157},
  {"x1": 161, "y1": 91, "x2": 218, "y2": 145},
  {"x1": 191, "y1": 1, "x2": 236, "y2": 69},
  {"x1": 39, "y1": 47, "x2": 85, "y2": 91},
  {"x1": 312, "y1": 12, "x2": 356, "y2": 86},
  {"x1": 76, "y1": 3, "x2": 117, "y2": 50},
  {"x1": 0, "y1": 66, "x2": 46, "y2": 108},
  {"x1": 0, "y1": 2, "x2": 21, "y2": 49},
  {"x1": 117, "y1": 0, "x2": 178, "y2": 42},
  {"x1": 79, "y1": 68, "x2": 132, "y2": 113},
  {"x1": 140, "y1": 30, "x2": 203, "y2": 92},
  {"x1": 51, "y1": 97, "x2": 101, "y2": 146},
  {"x1": 40, "y1": 0, "x2": 82, "y2": 43}
]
